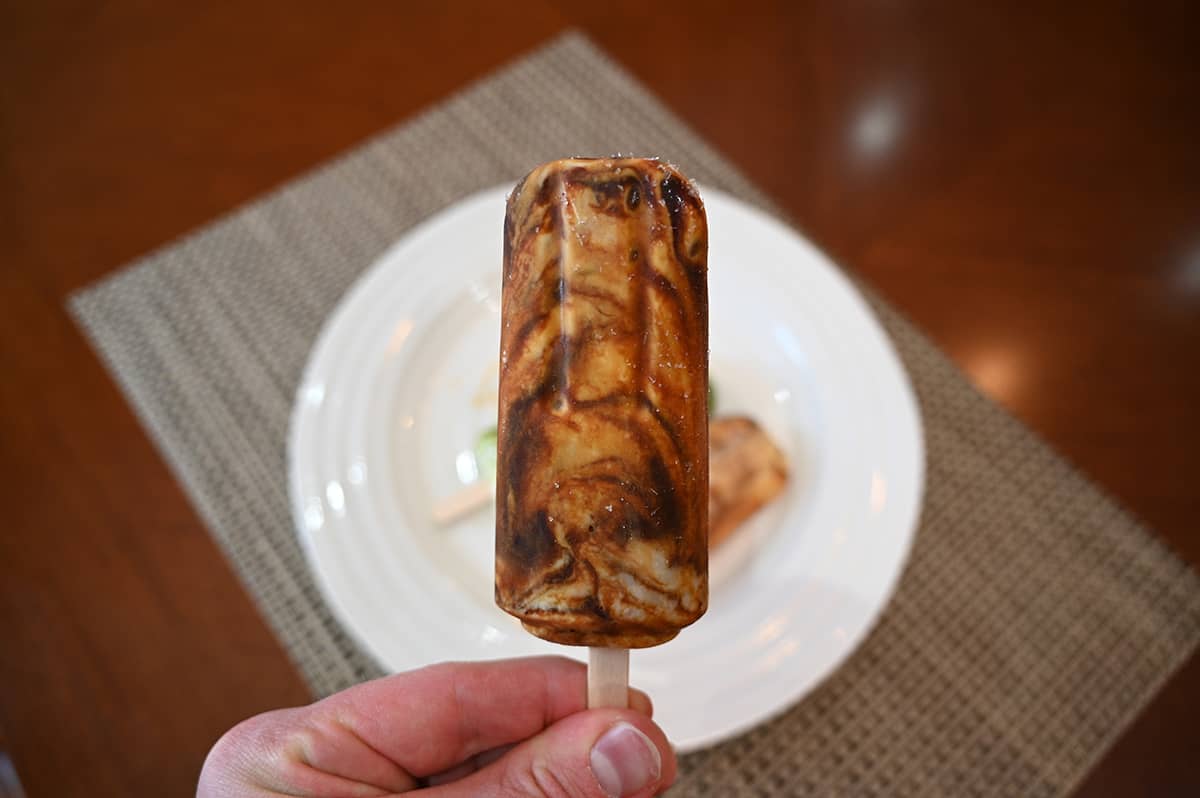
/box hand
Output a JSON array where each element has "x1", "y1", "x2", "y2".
[{"x1": 197, "y1": 656, "x2": 675, "y2": 797}]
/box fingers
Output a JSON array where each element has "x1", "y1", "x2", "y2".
[
  {"x1": 197, "y1": 706, "x2": 417, "y2": 797},
  {"x1": 425, "y1": 708, "x2": 676, "y2": 798},
  {"x1": 425, "y1": 744, "x2": 513, "y2": 787},
  {"x1": 420, "y1": 684, "x2": 652, "y2": 788},
  {"x1": 628, "y1": 688, "x2": 653, "y2": 719},
  {"x1": 196, "y1": 656, "x2": 661, "y2": 797},
  {"x1": 330, "y1": 656, "x2": 581, "y2": 777},
  {"x1": 314, "y1": 656, "x2": 651, "y2": 778}
]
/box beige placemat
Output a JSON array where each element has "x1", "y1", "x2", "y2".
[{"x1": 69, "y1": 31, "x2": 1199, "y2": 797}]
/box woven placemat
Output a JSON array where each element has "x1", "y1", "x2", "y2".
[{"x1": 70, "y1": 31, "x2": 1199, "y2": 797}]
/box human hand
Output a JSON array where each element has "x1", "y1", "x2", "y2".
[{"x1": 197, "y1": 656, "x2": 675, "y2": 797}]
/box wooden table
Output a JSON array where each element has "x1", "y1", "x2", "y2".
[{"x1": 2, "y1": 2, "x2": 1197, "y2": 794}]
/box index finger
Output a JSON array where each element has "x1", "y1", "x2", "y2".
[{"x1": 310, "y1": 655, "x2": 652, "y2": 778}]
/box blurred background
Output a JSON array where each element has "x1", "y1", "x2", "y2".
[{"x1": 2, "y1": 2, "x2": 1198, "y2": 795}]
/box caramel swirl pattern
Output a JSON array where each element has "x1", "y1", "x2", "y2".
[{"x1": 495, "y1": 158, "x2": 709, "y2": 648}]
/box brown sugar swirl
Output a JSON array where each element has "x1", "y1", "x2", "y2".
[{"x1": 494, "y1": 158, "x2": 709, "y2": 648}]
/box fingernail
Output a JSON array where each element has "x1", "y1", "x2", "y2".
[{"x1": 589, "y1": 722, "x2": 662, "y2": 797}]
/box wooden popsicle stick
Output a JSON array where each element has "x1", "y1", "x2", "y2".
[{"x1": 587, "y1": 647, "x2": 629, "y2": 708}]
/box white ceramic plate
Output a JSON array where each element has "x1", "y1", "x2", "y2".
[{"x1": 289, "y1": 185, "x2": 923, "y2": 752}]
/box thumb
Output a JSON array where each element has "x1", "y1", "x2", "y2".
[{"x1": 427, "y1": 708, "x2": 676, "y2": 798}]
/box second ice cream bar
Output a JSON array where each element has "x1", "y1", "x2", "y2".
[{"x1": 495, "y1": 157, "x2": 709, "y2": 648}]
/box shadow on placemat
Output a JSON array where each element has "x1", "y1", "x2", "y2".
[{"x1": 69, "y1": 31, "x2": 1199, "y2": 798}]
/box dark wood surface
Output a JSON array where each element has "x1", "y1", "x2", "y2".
[{"x1": 2, "y1": 2, "x2": 1197, "y2": 795}]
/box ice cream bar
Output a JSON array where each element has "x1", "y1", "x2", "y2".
[{"x1": 495, "y1": 157, "x2": 708, "y2": 648}]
